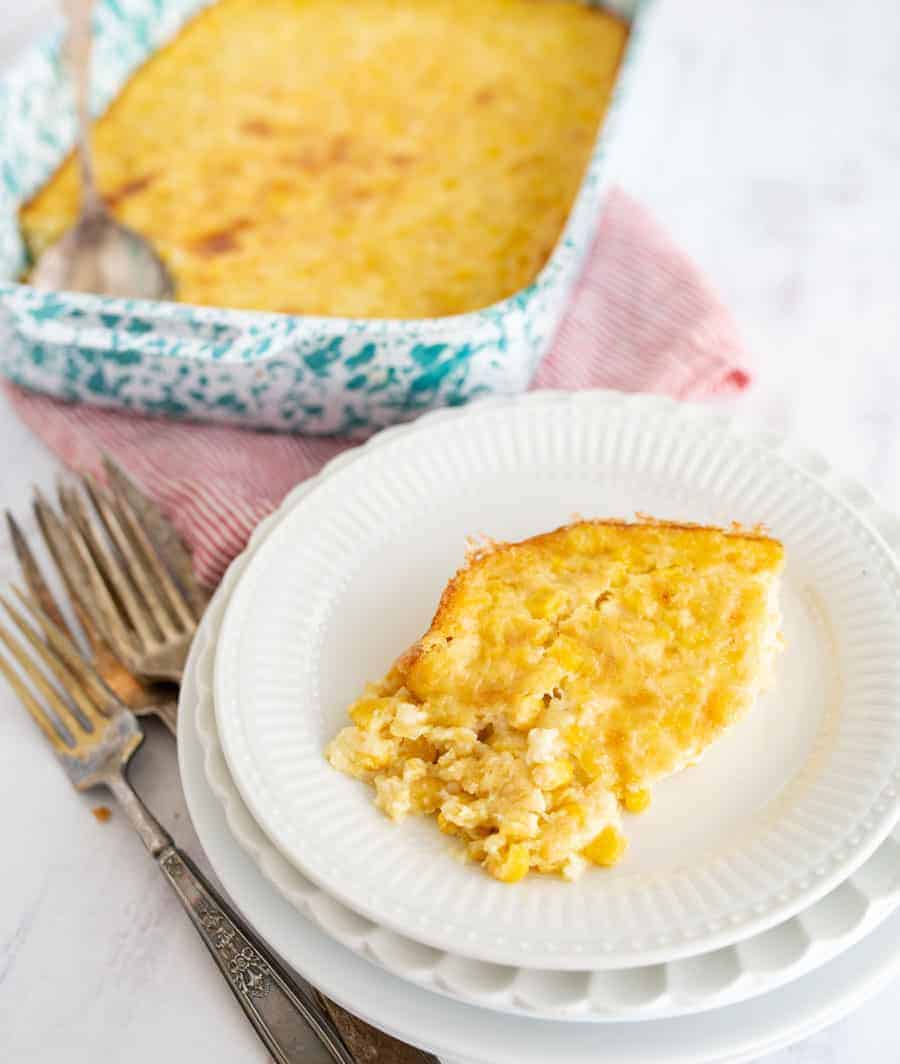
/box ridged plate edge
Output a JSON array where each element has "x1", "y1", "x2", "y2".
[{"x1": 193, "y1": 390, "x2": 900, "y2": 1019}]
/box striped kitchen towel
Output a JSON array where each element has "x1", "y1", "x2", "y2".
[{"x1": 5, "y1": 188, "x2": 750, "y2": 586}]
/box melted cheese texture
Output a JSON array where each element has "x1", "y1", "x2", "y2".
[
  {"x1": 20, "y1": 0, "x2": 627, "y2": 318},
  {"x1": 327, "y1": 520, "x2": 785, "y2": 882}
]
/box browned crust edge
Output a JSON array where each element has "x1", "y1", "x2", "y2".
[{"x1": 397, "y1": 516, "x2": 784, "y2": 676}]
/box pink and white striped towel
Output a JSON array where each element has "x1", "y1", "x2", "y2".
[{"x1": 5, "y1": 189, "x2": 750, "y2": 586}]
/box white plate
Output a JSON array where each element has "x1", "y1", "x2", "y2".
[
  {"x1": 180, "y1": 578, "x2": 900, "y2": 1064},
  {"x1": 215, "y1": 391, "x2": 900, "y2": 970},
  {"x1": 195, "y1": 429, "x2": 900, "y2": 1021},
  {"x1": 196, "y1": 482, "x2": 900, "y2": 1021}
]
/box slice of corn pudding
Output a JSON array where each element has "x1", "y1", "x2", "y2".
[{"x1": 327, "y1": 519, "x2": 784, "y2": 883}]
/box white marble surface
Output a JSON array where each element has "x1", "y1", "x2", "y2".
[{"x1": 1, "y1": 0, "x2": 899, "y2": 1061}]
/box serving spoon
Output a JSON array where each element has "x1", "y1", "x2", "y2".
[{"x1": 31, "y1": 0, "x2": 174, "y2": 300}]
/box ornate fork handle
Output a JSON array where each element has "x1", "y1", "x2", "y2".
[
  {"x1": 106, "y1": 774, "x2": 357, "y2": 1064},
  {"x1": 159, "y1": 849, "x2": 356, "y2": 1064}
]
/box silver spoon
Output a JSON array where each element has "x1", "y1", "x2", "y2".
[{"x1": 31, "y1": 0, "x2": 174, "y2": 300}]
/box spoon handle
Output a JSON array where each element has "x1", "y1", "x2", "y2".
[{"x1": 62, "y1": 0, "x2": 104, "y2": 216}]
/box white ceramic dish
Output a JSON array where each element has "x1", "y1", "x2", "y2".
[
  {"x1": 180, "y1": 587, "x2": 900, "y2": 1063},
  {"x1": 195, "y1": 472, "x2": 900, "y2": 1021},
  {"x1": 214, "y1": 390, "x2": 900, "y2": 971}
]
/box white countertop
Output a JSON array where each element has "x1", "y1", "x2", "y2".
[{"x1": 1, "y1": 1, "x2": 899, "y2": 1061}]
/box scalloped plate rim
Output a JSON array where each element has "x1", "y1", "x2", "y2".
[
  {"x1": 186, "y1": 455, "x2": 900, "y2": 1021},
  {"x1": 213, "y1": 390, "x2": 900, "y2": 968}
]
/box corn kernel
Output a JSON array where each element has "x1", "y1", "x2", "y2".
[
  {"x1": 492, "y1": 842, "x2": 530, "y2": 883},
  {"x1": 407, "y1": 655, "x2": 444, "y2": 698},
  {"x1": 357, "y1": 753, "x2": 389, "y2": 772},
  {"x1": 534, "y1": 758, "x2": 574, "y2": 790},
  {"x1": 349, "y1": 698, "x2": 382, "y2": 727},
  {"x1": 559, "y1": 801, "x2": 586, "y2": 826},
  {"x1": 705, "y1": 688, "x2": 729, "y2": 726},
  {"x1": 526, "y1": 587, "x2": 565, "y2": 619},
  {"x1": 576, "y1": 745, "x2": 609, "y2": 783},
  {"x1": 663, "y1": 708, "x2": 695, "y2": 742},
  {"x1": 437, "y1": 813, "x2": 461, "y2": 837},
  {"x1": 563, "y1": 724, "x2": 586, "y2": 752},
  {"x1": 411, "y1": 776, "x2": 443, "y2": 811},
  {"x1": 583, "y1": 826, "x2": 627, "y2": 867},
  {"x1": 623, "y1": 787, "x2": 651, "y2": 814},
  {"x1": 508, "y1": 699, "x2": 541, "y2": 730},
  {"x1": 549, "y1": 636, "x2": 587, "y2": 673}
]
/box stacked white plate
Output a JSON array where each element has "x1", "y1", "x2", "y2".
[{"x1": 177, "y1": 391, "x2": 900, "y2": 1063}]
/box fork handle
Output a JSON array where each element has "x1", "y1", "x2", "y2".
[
  {"x1": 158, "y1": 847, "x2": 357, "y2": 1064},
  {"x1": 104, "y1": 774, "x2": 357, "y2": 1063}
]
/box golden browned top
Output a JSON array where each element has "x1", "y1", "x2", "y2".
[
  {"x1": 327, "y1": 519, "x2": 784, "y2": 882},
  {"x1": 405, "y1": 519, "x2": 783, "y2": 783},
  {"x1": 20, "y1": 0, "x2": 628, "y2": 318}
]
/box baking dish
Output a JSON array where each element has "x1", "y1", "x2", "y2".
[{"x1": 0, "y1": 0, "x2": 648, "y2": 435}]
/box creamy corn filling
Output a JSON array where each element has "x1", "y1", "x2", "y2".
[
  {"x1": 327, "y1": 521, "x2": 784, "y2": 882},
  {"x1": 20, "y1": 0, "x2": 627, "y2": 317}
]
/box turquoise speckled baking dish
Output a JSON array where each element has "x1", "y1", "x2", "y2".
[{"x1": 0, "y1": 0, "x2": 648, "y2": 435}]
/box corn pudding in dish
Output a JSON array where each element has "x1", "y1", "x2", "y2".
[
  {"x1": 20, "y1": 0, "x2": 628, "y2": 318},
  {"x1": 327, "y1": 519, "x2": 784, "y2": 883}
]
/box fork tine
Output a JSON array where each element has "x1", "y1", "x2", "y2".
[
  {"x1": 5, "y1": 510, "x2": 74, "y2": 638},
  {"x1": 0, "y1": 616, "x2": 83, "y2": 743},
  {"x1": 83, "y1": 477, "x2": 178, "y2": 639},
  {"x1": 12, "y1": 586, "x2": 114, "y2": 717},
  {"x1": 0, "y1": 593, "x2": 106, "y2": 732},
  {"x1": 21, "y1": 496, "x2": 108, "y2": 662},
  {"x1": 105, "y1": 478, "x2": 196, "y2": 631},
  {"x1": 34, "y1": 489, "x2": 140, "y2": 663},
  {"x1": 0, "y1": 647, "x2": 69, "y2": 751},
  {"x1": 56, "y1": 480, "x2": 159, "y2": 649},
  {"x1": 102, "y1": 455, "x2": 207, "y2": 618}
]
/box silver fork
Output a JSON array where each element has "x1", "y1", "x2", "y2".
[
  {"x1": 6, "y1": 453, "x2": 204, "y2": 733},
  {"x1": 0, "y1": 593, "x2": 357, "y2": 1064},
  {"x1": 100, "y1": 455, "x2": 208, "y2": 619},
  {"x1": 34, "y1": 469, "x2": 196, "y2": 683},
  {"x1": 7, "y1": 497, "x2": 180, "y2": 734}
]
